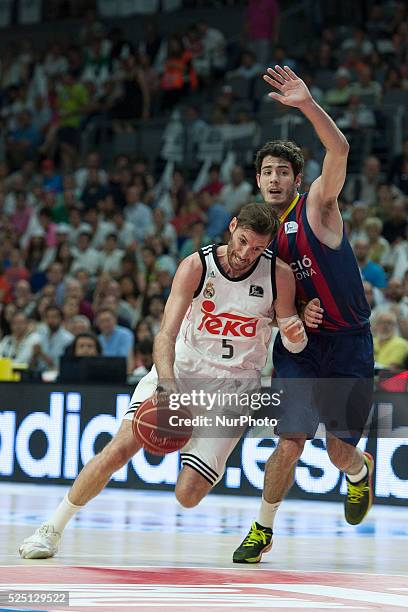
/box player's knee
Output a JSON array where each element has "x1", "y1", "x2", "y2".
[
  {"x1": 101, "y1": 443, "x2": 131, "y2": 471},
  {"x1": 175, "y1": 484, "x2": 204, "y2": 508},
  {"x1": 278, "y1": 437, "x2": 305, "y2": 463}
]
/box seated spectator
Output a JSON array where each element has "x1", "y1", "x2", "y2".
[
  {"x1": 111, "y1": 208, "x2": 137, "y2": 250},
  {"x1": 199, "y1": 163, "x2": 224, "y2": 197},
  {"x1": 0, "y1": 263, "x2": 12, "y2": 304},
  {"x1": 134, "y1": 319, "x2": 153, "y2": 345},
  {"x1": 71, "y1": 332, "x2": 101, "y2": 357},
  {"x1": 75, "y1": 151, "x2": 108, "y2": 192},
  {"x1": 196, "y1": 19, "x2": 226, "y2": 79},
  {"x1": 119, "y1": 275, "x2": 142, "y2": 321},
  {"x1": 123, "y1": 184, "x2": 154, "y2": 243},
  {"x1": 372, "y1": 278, "x2": 408, "y2": 339},
  {"x1": 344, "y1": 155, "x2": 383, "y2": 207},
  {"x1": 0, "y1": 310, "x2": 40, "y2": 364},
  {"x1": 25, "y1": 232, "x2": 56, "y2": 276},
  {"x1": 336, "y1": 94, "x2": 376, "y2": 133},
  {"x1": 353, "y1": 237, "x2": 387, "y2": 289},
  {"x1": 80, "y1": 169, "x2": 109, "y2": 210},
  {"x1": 4, "y1": 248, "x2": 30, "y2": 289},
  {"x1": 227, "y1": 48, "x2": 262, "y2": 80},
  {"x1": 32, "y1": 305, "x2": 74, "y2": 370},
  {"x1": 219, "y1": 164, "x2": 252, "y2": 215},
  {"x1": 349, "y1": 65, "x2": 382, "y2": 105},
  {"x1": 55, "y1": 242, "x2": 74, "y2": 275},
  {"x1": 100, "y1": 233, "x2": 124, "y2": 276},
  {"x1": 160, "y1": 34, "x2": 198, "y2": 111},
  {"x1": 13, "y1": 279, "x2": 34, "y2": 317},
  {"x1": 110, "y1": 54, "x2": 150, "y2": 132},
  {"x1": 11, "y1": 190, "x2": 34, "y2": 238},
  {"x1": 363, "y1": 216, "x2": 390, "y2": 265},
  {"x1": 348, "y1": 202, "x2": 369, "y2": 243},
  {"x1": 96, "y1": 307, "x2": 134, "y2": 361},
  {"x1": 387, "y1": 137, "x2": 408, "y2": 195},
  {"x1": 64, "y1": 278, "x2": 94, "y2": 322},
  {"x1": 56, "y1": 71, "x2": 90, "y2": 170},
  {"x1": 65, "y1": 314, "x2": 91, "y2": 337},
  {"x1": 62, "y1": 296, "x2": 81, "y2": 326},
  {"x1": 373, "y1": 311, "x2": 408, "y2": 369},
  {"x1": 199, "y1": 190, "x2": 229, "y2": 240},
  {"x1": 179, "y1": 220, "x2": 211, "y2": 259},
  {"x1": 382, "y1": 200, "x2": 408, "y2": 245},
  {"x1": 71, "y1": 229, "x2": 102, "y2": 277},
  {"x1": 7, "y1": 110, "x2": 42, "y2": 169},
  {"x1": 40, "y1": 159, "x2": 63, "y2": 193},
  {"x1": 324, "y1": 68, "x2": 352, "y2": 108},
  {"x1": 144, "y1": 294, "x2": 165, "y2": 336},
  {"x1": 130, "y1": 338, "x2": 154, "y2": 380}
]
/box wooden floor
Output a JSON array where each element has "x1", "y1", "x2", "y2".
[{"x1": 1, "y1": 483, "x2": 407, "y2": 610}]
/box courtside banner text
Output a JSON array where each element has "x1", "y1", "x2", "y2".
[{"x1": 0, "y1": 383, "x2": 407, "y2": 505}]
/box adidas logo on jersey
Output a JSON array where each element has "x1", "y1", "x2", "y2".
[{"x1": 249, "y1": 285, "x2": 263, "y2": 297}]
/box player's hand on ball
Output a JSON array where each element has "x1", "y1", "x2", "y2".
[
  {"x1": 304, "y1": 297, "x2": 324, "y2": 329},
  {"x1": 155, "y1": 381, "x2": 179, "y2": 408}
]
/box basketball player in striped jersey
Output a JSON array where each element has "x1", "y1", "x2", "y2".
[
  {"x1": 19, "y1": 202, "x2": 309, "y2": 559},
  {"x1": 233, "y1": 66, "x2": 375, "y2": 564}
]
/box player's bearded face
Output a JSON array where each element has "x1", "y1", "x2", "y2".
[
  {"x1": 227, "y1": 228, "x2": 269, "y2": 271},
  {"x1": 257, "y1": 156, "x2": 299, "y2": 210}
]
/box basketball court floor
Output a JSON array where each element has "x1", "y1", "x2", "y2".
[{"x1": 1, "y1": 482, "x2": 407, "y2": 610}]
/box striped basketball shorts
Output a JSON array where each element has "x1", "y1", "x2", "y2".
[{"x1": 123, "y1": 364, "x2": 256, "y2": 486}]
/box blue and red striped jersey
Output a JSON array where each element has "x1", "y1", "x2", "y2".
[{"x1": 271, "y1": 193, "x2": 371, "y2": 334}]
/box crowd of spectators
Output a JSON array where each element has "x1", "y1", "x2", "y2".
[{"x1": 1, "y1": 0, "x2": 408, "y2": 381}]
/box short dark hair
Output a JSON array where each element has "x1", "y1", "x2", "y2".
[
  {"x1": 255, "y1": 140, "x2": 304, "y2": 177},
  {"x1": 45, "y1": 304, "x2": 63, "y2": 318},
  {"x1": 236, "y1": 202, "x2": 280, "y2": 239},
  {"x1": 72, "y1": 332, "x2": 101, "y2": 355}
]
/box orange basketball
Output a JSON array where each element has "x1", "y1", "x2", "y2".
[{"x1": 132, "y1": 396, "x2": 193, "y2": 456}]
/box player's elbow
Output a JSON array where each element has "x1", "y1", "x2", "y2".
[{"x1": 338, "y1": 136, "x2": 349, "y2": 156}]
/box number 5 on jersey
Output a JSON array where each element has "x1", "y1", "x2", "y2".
[{"x1": 222, "y1": 339, "x2": 234, "y2": 359}]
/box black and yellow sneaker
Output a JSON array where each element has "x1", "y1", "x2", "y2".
[
  {"x1": 232, "y1": 521, "x2": 273, "y2": 564},
  {"x1": 345, "y1": 451, "x2": 374, "y2": 525}
]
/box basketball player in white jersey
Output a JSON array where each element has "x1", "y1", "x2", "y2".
[{"x1": 19, "y1": 202, "x2": 308, "y2": 559}]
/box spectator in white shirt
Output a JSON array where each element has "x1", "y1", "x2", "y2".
[
  {"x1": 100, "y1": 233, "x2": 125, "y2": 276},
  {"x1": 71, "y1": 230, "x2": 102, "y2": 276},
  {"x1": 219, "y1": 164, "x2": 252, "y2": 215},
  {"x1": 124, "y1": 184, "x2": 154, "y2": 243},
  {"x1": 111, "y1": 208, "x2": 136, "y2": 250},
  {"x1": 74, "y1": 151, "x2": 108, "y2": 192},
  {"x1": 32, "y1": 305, "x2": 74, "y2": 371},
  {"x1": 0, "y1": 311, "x2": 40, "y2": 364}
]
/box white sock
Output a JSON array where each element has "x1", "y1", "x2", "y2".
[
  {"x1": 47, "y1": 493, "x2": 83, "y2": 534},
  {"x1": 347, "y1": 462, "x2": 368, "y2": 483},
  {"x1": 257, "y1": 497, "x2": 281, "y2": 530}
]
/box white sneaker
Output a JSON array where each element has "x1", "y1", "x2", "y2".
[{"x1": 19, "y1": 523, "x2": 61, "y2": 559}]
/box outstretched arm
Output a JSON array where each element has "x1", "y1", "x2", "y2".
[{"x1": 263, "y1": 66, "x2": 349, "y2": 206}]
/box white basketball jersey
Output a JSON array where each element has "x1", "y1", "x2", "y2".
[{"x1": 175, "y1": 244, "x2": 276, "y2": 373}]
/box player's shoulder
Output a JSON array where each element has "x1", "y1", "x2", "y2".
[{"x1": 178, "y1": 251, "x2": 203, "y2": 275}]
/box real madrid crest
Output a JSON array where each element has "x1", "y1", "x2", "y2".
[{"x1": 203, "y1": 280, "x2": 215, "y2": 298}]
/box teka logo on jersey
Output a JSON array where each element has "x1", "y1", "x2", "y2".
[{"x1": 198, "y1": 299, "x2": 259, "y2": 337}]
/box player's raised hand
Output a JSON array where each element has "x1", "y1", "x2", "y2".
[
  {"x1": 263, "y1": 65, "x2": 313, "y2": 109},
  {"x1": 304, "y1": 298, "x2": 324, "y2": 329}
]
